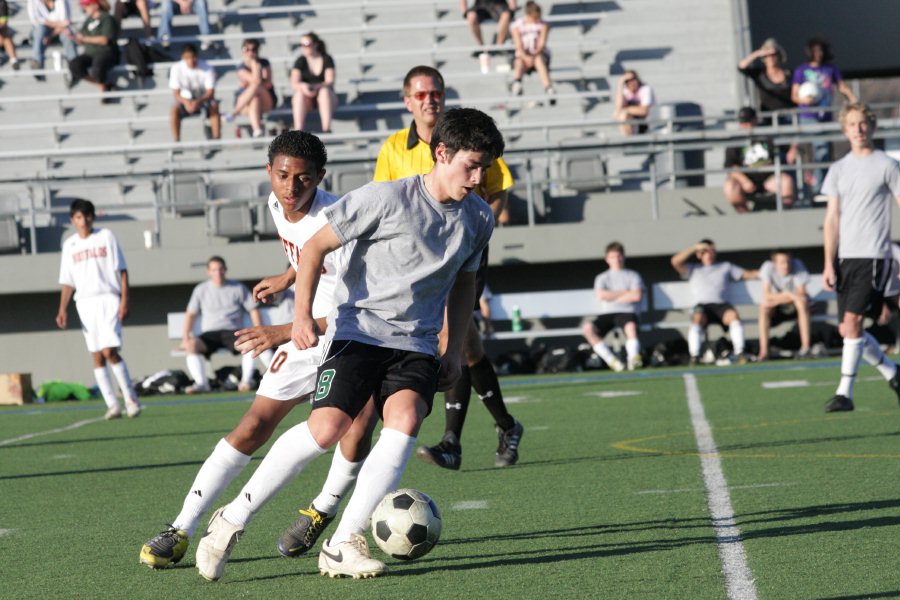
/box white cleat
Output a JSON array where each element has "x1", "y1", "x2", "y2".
[
  {"x1": 609, "y1": 359, "x2": 625, "y2": 373},
  {"x1": 125, "y1": 399, "x2": 142, "y2": 418},
  {"x1": 104, "y1": 406, "x2": 123, "y2": 420},
  {"x1": 627, "y1": 355, "x2": 643, "y2": 371},
  {"x1": 318, "y1": 534, "x2": 386, "y2": 579},
  {"x1": 196, "y1": 507, "x2": 243, "y2": 582}
]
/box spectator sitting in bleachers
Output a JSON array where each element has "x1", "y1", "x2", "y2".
[
  {"x1": 114, "y1": 0, "x2": 152, "y2": 40},
  {"x1": 157, "y1": 0, "x2": 211, "y2": 50},
  {"x1": 613, "y1": 70, "x2": 655, "y2": 136},
  {"x1": 0, "y1": 0, "x2": 20, "y2": 69},
  {"x1": 460, "y1": 0, "x2": 516, "y2": 74},
  {"x1": 509, "y1": 1, "x2": 555, "y2": 102},
  {"x1": 737, "y1": 38, "x2": 793, "y2": 125},
  {"x1": 723, "y1": 107, "x2": 795, "y2": 213},
  {"x1": 290, "y1": 32, "x2": 337, "y2": 134},
  {"x1": 64, "y1": 0, "x2": 119, "y2": 100},
  {"x1": 169, "y1": 43, "x2": 221, "y2": 142},
  {"x1": 225, "y1": 38, "x2": 276, "y2": 139},
  {"x1": 757, "y1": 249, "x2": 812, "y2": 361},
  {"x1": 27, "y1": 0, "x2": 76, "y2": 72}
]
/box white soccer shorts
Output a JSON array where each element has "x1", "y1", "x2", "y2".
[
  {"x1": 256, "y1": 339, "x2": 327, "y2": 401},
  {"x1": 75, "y1": 294, "x2": 123, "y2": 353}
]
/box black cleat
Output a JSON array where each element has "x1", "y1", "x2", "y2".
[
  {"x1": 825, "y1": 395, "x2": 854, "y2": 413},
  {"x1": 495, "y1": 420, "x2": 524, "y2": 467},
  {"x1": 277, "y1": 503, "x2": 334, "y2": 557},
  {"x1": 889, "y1": 373, "x2": 900, "y2": 406},
  {"x1": 416, "y1": 433, "x2": 462, "y2": 470}
]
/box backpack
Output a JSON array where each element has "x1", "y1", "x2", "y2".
[{"x1": 124, "y1": 39, "x2": 172, "y2": 78}]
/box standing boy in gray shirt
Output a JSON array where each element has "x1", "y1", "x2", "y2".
[
  {"x1": 192, "y1": 108, "x2": 500, "y2": 581},
  {"x1": 821, "y1": 103, "x2": 900, "y2": 412},
  {"x1": 671, "y1": 239, "x2": 757, "y2": 364}
]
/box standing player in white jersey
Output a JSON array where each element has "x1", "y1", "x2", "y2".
[
  {"x1": 821, "y1": 103, "x2": 900, "y2": 412},
  {"x1": 56, "y1": 199, "x2": 141, "y2": 420},
  {"x1": 581, "y1": 241, "x2": 645, "y2": 371},
  {"x1": 139, "y1": 131, "x2": 376, "y2": 569}
]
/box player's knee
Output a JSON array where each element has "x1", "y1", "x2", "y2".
[{"x1": 229, "y1": 413, "x2": 274, "y2": 451}]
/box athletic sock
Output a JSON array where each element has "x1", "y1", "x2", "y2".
[
  {"x1": 329, "y1": 428, "x2": 415, "y2": 545},
  {"x1": 861, "y1": 332, "x2": 898, "y2": 380},
  {"x1": 311, "y1": 442, "x2": 363, "y2": 516},
  {"x1": 186, "y1": 353, "x2": 207, "y2": 387},
  {"x1": 688, "y1": 324, "x2": 703, "y2": 358},
  {"x1": 625, "y1": 338, "x2": 641, "y2": 361},
  {"x1": 110, "y1": 360, "x2": 137, "y2": 403},
  {"x1": 729, "y1": 320, "x2": 746, "y2": 355},
  {"x1": 443, "y1": 366, "x2": 471, "y2": 440},
  {"x1": 172, "y1": 439, "x2": 251, "y2": 537},
  {"x1": 94, "y1": 366, "x2": 118, "y2": 410},
  {"x1": 222, "y1": 421, "x2": 326, "y2": 528},
  {"x1": 836, "y1": 337, "x2": 864, "y2": 399},
  {"x1": 240, "y1": 352, "x2": 257, "y2": 385},
  {"x1": 470, "y1": 355, "x2": 514, "y2": 432},
  {"x1": 592, "y1": 341, "x2": 618, "y2": 366}
]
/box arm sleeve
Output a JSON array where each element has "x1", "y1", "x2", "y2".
[
  {"x1": 461, "y1": 219, "x2": 494, "y2": 273},
  {"x1": 633, "y1": 272, "x2": 645, "y2": 292},
  {"x1": 831, "y1": 65, "x2": 843, "y2": 82},
  {"x1": 108, "y1": 231, "x2": 126, "y2": 272},
  {"x1": 886, "y1": 158, "x2": 900, "y2": 197},
  {"x1": 323, "y1": 185, "x2": 385, "y2": 245},
  {"x1": 681, "y1": 263, "x2": 694, "y2": 281},
  {"x1": 168, "y1": 64, "x2": 180, "y2": 90},
  {"x1": 791, "y1": 67, "x2": 805, "y2": 85},
  {"x1": 98, "y1": 13, "x2": 116, "y2": 41},
  {"x1": 58, "y1": 246, "x2": 74, "y2": 287},
  {"x1": 640, "y1": 85, "x2": 656, "y2": 106},
  {"x1": 241, "y1": 284, "x2": 258, "y2": 312},
  {"x1": 821, "y1": 162, "x2": 839, "y2": 198},
  {"x1": 793, "y1": 260, "x2": 810, "y2": 286},
  {"x1": 729, "y1": 263, "x2": 746, "y2": 281},
  {"x1": 323, "y1": 54, "x2": 335, "y2": 71},
  {"x1": 187, "y1": 285, "x2": 202, "y2": 313},
  {"x1": 758, "y1": 261, "x2": 772, "y2": 285},
  {"x1": 594, "y1": 272, "x2": 607, "y2": 291},
  {"x1": 204, "y1": 64, "x2": 216, "y2": 90}
]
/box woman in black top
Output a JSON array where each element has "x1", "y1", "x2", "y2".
[
  {"x1": 226, "y1": 38, "x2": 276, "y2": 138},
  {"x1": 290, "y1": 32, "x2": 337, "y2": 133},
  {"x1": 738, "y1": 38, "x2": 793, "y2": 124}
]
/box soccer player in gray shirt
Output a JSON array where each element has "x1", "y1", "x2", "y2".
[
  {"x1": 757, "y1": 249, "x2": 812, "y2": 361},
  {"x1": 671, "y1": 239, "x2": 757, "y2": 364},
  {"x1": 821, "y1": 103, "x2": 900, "y2": 412}
]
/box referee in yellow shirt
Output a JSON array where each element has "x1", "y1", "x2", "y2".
[{"x1": 375, "y1": 65, "x2": 524, "y2": 469}]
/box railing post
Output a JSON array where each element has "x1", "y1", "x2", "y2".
[
  {"x1": 27, "y1": 186, "x2": 37, "y2": 255},
  {"x1": 525, "y1": 157, "x2": 536, "y2": 227},
  {"x1": 774, "y1": 152, "x2": 783, "y2": 212},
  {"x1": 648, "y1": 152, "x2": 659, "y2": 220}
]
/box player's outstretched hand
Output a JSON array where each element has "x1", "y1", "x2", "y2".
[
  {"x1": 55, "y1": 312, "x2": 67, "y2": 329},
  {"x1": 253, "y1": 276, "x2": 285, "y2": 304},
  {"x1": 437, "y1": 353, "x2": 462, "y2": 391},
  {"x1": 235, "y1": 324, "x2": 290, "y2": 358},
  {"x1": 292, "y1": 316, "x2": 319, "y2": 350}
]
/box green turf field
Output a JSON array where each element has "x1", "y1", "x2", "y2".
[{"x1": 1, "y1": 361, "x2": 898, "y2": 599}]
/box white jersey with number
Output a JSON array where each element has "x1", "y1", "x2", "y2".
[
  {"x1": 257, "y1": 188, "x2": 344, "y2": 402},
  {"x1": 59, "y1": 228, "x2": 127, "y2": 300}
]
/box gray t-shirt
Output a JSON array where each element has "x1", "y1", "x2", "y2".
[
  {"x1": 324, "y1": 175, "x2": 494, "y2": 356},
  {"x1": 187, "y1": 280, "x2": 257, "y2": 332},
  {"x1": 821, "y1": 149, "x2": 900, "y2": 260},
  {"x1": 685, "y1": 262, "x2": 745, "y2": 304},
  {"x1": 594, "y1": 268, "x2": 644, "y2": 314},
  {"x1": 759, "y1": 258, "x2": 809, "y2": 293}
]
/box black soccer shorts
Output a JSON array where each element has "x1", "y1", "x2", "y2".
[
  {"x1": 692, "y1": 303, "x2": 736, "y2": 326},
  {"x1": 199, "y1": 329, "x2": 239, "y2": 357},
  {"x1": 836, "y1": 257, "x2": 892, "y2": 320},
  {"x1": 590, "y1": 312, "x2": 638, "y2": 337}
]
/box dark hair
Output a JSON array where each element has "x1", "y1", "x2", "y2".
[
  {"x1": 524, "y1": 1, "x2": 542, "y2": 17},
  {"x1": 207, "y1": 255, "x2": 226, "y2": 269},
  {"x1": 430, "y1": 107, "x2": 505, "y2": 162},
  {"x1": 771, "y1": 248, "x2": 791, "y2": 258},
  {"x1": 267, "y1": 130, "x2": 328, "y2": 172},
  {"x1": 242, "y1": 38, "x2": 260, "y2": 51},
  {"x1": 403, "y1": 65, "x2": 444, "y2": 96},
  {"x1": 302, "y1": 32, "x2": 326, "y2": 54},
  {"x1": 69, "y1": 198, "x2": 95, "y2": 217},
  {"x1": 605, "y1": 241, "x2": 624, "y2": 255},
  {"x1": 699, "y1": 238, "x2": 715, "y2": 246},
  {"x1": 182, "y1": 43, "x2": 198, "y2": 56},
  {"x1": 805, "y1": 36, "x2": 834, "y2": 63}
]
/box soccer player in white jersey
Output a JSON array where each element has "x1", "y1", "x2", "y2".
[
  {"x1": 821, "y1": 103, "x2": 900, "y2": 412},
  {"x1": 56, "y1": 199, "x2": 141, "y2": 420},
  {"x1": 582, "y1": 241, "x2": 645, "y2": 371},
  {"x1": 192, "y1": 107, "x2": 499, "y2": 581},
  {"x1": 139, "y1": 131, "x2": 377, "y2": 569}
]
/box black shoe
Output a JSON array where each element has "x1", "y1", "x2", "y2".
[
  {"x1": 277, "y1": 503, "x2": 334, "y2": 557},
  {"x1": 825, "y1": 395, "x2": 854, "y2": 412},
  {"x1": 415, "y1": 432, "x2": 462, "y2": 470},
  {"x1": 495, "y1": 419, "x2": 524, "y2": 467},
  {"x1": 889, "y1": 373, "x2": 900, "y2": 406}
]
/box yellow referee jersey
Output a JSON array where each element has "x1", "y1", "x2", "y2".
[{"x1": 373, "y1": 123, "x2": 514, "y2": 198}]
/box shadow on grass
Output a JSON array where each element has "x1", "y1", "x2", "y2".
[
  {"x1": 462, "y1": 452, "x2": 670, "y2": 473},
  {"x1": 817, "y1": 592, "x2": 900, "y2": 600},
  {"x1": 736, "y1": 498, "x2": 900, "y2": 525},
  {"x1": 716, "y1": 430, "x2": 900, "y2": 453},
  {"x1": 0, "y1": 454, "x2": 262, "y2": 480},
  {"x1": 0, "y1": 429, "x2": 228, "y2": 450}
]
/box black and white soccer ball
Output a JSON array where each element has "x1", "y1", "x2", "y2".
[{"x1": 371, "y1": 488, "x2": 442, "y2": 560}]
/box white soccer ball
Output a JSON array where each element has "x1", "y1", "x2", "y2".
[
  {"x1": 798, "y1": 81, "x2": 821, "y2": 104},
  {"x1": 371, "y1": 488, "x2": 442, "y2": 560}
]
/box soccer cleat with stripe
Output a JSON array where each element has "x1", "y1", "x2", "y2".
[
  {"x1": 277, "y1": 503, "x2": 335, "y2": 557},
  {"x1": 139, "y1": 526, "x2": 189, "y2": 569},
  {"x1": 318, "y1": 534, "x2": 386, "y2": 579},
  {"x1": 415, "y1": 433, "x2": 462, "y2": 470},
  {"x1": 195, "y1": 507, "x2": 243, "y2": 582},
  {"x1": 495, "y1": 420, "x2": 524, "y2": 467}
]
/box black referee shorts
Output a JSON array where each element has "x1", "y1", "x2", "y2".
[{"x1": 836, "y1": 257, "x2": 892, "y2": 320}]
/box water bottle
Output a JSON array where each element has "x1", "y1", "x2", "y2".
[{"x1": 511, "y1": 305, "x2": 523, "y2": 332}]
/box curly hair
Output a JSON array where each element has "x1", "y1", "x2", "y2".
[{"x1": 267, "y1": 130, "x2": 328, "y2": 172}]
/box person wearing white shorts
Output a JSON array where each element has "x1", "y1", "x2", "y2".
[{"x1": 57, "y1": 199, "x2": 141, "y2": 420}]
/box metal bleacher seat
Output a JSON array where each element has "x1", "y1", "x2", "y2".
[
  {"x1": 0, "y1": 214, "x2": 21, "y2": 253},
  {"x1": 326, "y1": 163, "x2": 374, "y2": 197},
  {"x1": 208, "y1": 181, "x2": 256, "y2": 203},
  {"x1": 558, "y1": 152, "x2": 610, "y2": 193},
  {"x1": 207, "y1": 201, "x2": 254, "y2": 239},
  {"x1": 167, "y1": 174, "x2": 209, "y2": 216}
]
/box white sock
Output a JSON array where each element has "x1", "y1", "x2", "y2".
[
  {"x1": 862, "y1": 332, "x2": 897, "y2": 380},
  {"x1": 110, "y1": 361, "x2": 137, "y2": 403},
  {"x1": 625, "y1": 338, "x2": 641, "y2": 360},
  {"x1": 330, "y1": 428, "x2": 415, "y2": 545},
  {"x1": 222, "y1": 421, "x2": 326, "y2": 528},
  {"x1": 94, "y1": 366, "x2": 118, "y2": 410},
  {"x1": 186, "y1": 353, "x2": 206, "y2": 387},
  {"x1": 240, "y1": 352, "x2": 256, "y2": 385},
  {"x1": 836, "y1": 337, "x2": 864, "y2": 398},
  {"x1": 312, "y1": 442, "x2": 364, "y2": 516},
  {"x1": 591, "y1": 342, "x2": 618, "y2": 366},
  {"x1": 688, "y1": 324, "x2": 703, "y2": 358},
  {"x1": 172, "y1": 439, "x2": 251, "y2": 537},
  {"x1": 729, "y1": 320, "x2": 745, "y2": 355}
]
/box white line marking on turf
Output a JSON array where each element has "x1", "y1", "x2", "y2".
[
  {"x1": 637, "y1": 482, "x2": 797, "y2": 495},
  {"x1": 529, "y1": 426, "x2": 550, "y2": 431},
  {"x1": 585, "y1": 390, "x2": 643, "y2": 398},
  {"x1": 451, "y1": 501, "x2": 489, "y2": 510},
  {"x1": 0, "y1": 417, "x2": 103, "y2": 447},
  {"x1": 0, "y1": 529, "x2": 12, "y2": 537},
  {"x1": 502, "y1": 396, "x2": 528, "y2": 404},
  {"x1": 761, "y1": 380, "x2": 809, "y2": 389},
  {"x1": 52, "y1": 454, "x2": 74, "y2": 460},
  {"x1": 684, "y1": 373, "x2": 759, "y2": 600}
]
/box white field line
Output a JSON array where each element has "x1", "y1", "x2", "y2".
[
  {"x1": 637, "y1": 482, "x2": 796, "y2": 495},
  {"x1": 0, "y1": 529, "x2": 12, "y2": 537},
  {"x1": 585, "y1": 390, "x2": 643, "y2": 398},
  {"x1": 529, "y1": 426, "x2": 550, "y2": 431},
  {"x1": 684, "y1": 374, "x2": 759, "y2": 600},
  {"x1": 450, "y1": 501, "x2": 489, "y2": 510},
  {"x1": 0, "y1": 417, "x2": 103, "y2": 447},
  {"x1": 502, "y1": 396, "x2": 528, "y2": 404},
  {"x1": 761, "y1": 380, "x2": 809, "y2": 389}
]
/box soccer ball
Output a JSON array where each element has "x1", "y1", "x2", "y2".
[
  {"x1": 798, "y1": 81, "x2": 821, "y2": 104},
  {"x1": 371, "y1": 488, "x2": 442, "y2": 560}
]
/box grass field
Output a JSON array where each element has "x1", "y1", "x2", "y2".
[{"x1": 2, "y1": 361, "x2": 899, "y2": 600}]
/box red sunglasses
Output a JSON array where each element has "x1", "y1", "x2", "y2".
[{"x1": 411, "y1": 90, "x2": 443, "y2": 102}]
